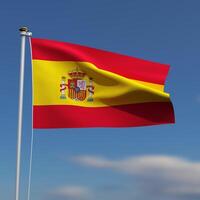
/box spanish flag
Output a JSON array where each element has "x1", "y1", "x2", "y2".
[{"x1": 31, "y1": 38, "x2": 175, "y2": 128}]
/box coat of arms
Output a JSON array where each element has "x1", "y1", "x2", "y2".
[{"x1": 60, "y1": 67, "x2": 94, "y2": 102}]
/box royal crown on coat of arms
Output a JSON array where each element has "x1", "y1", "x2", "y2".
[{"x1": 60, "y1": 67, "x2": 94, "y2": 102}]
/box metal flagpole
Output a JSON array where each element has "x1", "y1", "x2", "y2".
[{"x1": 15, "y1": 27, "x2": 32, "y2": 200}]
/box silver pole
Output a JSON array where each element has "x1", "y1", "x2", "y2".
[{"x1": 15, "y1": 27, "x2": 31, "y2": 200}]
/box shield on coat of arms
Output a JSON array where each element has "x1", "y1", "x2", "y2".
[{"x1": 68, "y1": 79, "x2": 87, "y2": 101}]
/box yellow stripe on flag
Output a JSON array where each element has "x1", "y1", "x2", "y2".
[{"x1": 32, "y1": 60, "x2": 169, "y2": 107}]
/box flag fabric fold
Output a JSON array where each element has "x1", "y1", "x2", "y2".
[{"x1": 31, "y1": 38, "x2": 175, "y2": 128}]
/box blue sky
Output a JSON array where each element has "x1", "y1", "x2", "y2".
[{"x1": 0, "y1": 0, "x2": 200, "y2": 200}]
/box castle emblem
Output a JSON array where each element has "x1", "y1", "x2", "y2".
[{"x1": 60, "y1": 67, "x2": 94, "y2": 101}]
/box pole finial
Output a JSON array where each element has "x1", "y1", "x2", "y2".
[
  {"x1": 19, "y1": 27, "x2": 32, "y2": 37},
  {"x1": 19, "y1": 27, "x2": 29, "y2": 32}
]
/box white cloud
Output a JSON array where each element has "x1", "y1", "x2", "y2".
[
  {"x1": 51, "y1": 185, "x2": 91, "y2": 199},
  {"x1": 72, "y1": 155, "x2": 112, "y2": 168},
  {"x1": 72, "y1": 155, "x2": 200, "y2": 198}
]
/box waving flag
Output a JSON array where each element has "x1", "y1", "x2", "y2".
[{"x1": 31, "y1": 38, "x2": 175, "y2": 128}]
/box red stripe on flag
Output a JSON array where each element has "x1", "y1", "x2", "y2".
[
  {"x1": 31, "y1": 38, "x2": 169, "y2": 85},
  {"x1": 33, "y1": 102, "x2": 175, "y2": 129}
]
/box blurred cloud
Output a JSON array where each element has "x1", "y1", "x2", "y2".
[
  {"x1": 49, "y1": 185, "x2": 91, "y2": 200},
  {"x1": 72, "y1": 155, "x2": 200, "y2": 199},
  {"x1": 197, "y1": 94, "x2": 200, "y2": 103}
]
